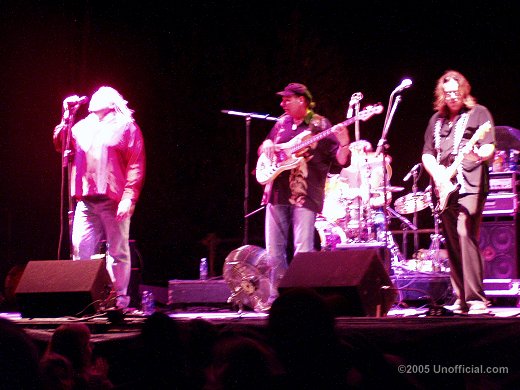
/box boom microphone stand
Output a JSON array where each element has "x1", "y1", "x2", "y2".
[
  {"x1": 374, "y1": 79, "x2": 412, "y2": 269},
  {"x1": 221, "y1": 110, "x2": 278, "y2": 245}
]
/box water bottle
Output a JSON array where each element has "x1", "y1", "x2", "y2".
[
  {"x1": 141, "y1": 291, "x2": 155, "y2": 315},
  {"x1": 199, "y1": 257, "x2": 208, "y2": 280},
  {"x1": 509, "y1": 149, "x2": 518, "y2": 172},
  {"x1": 492, "y1": 150, "x2": 506, "y2": 172}
]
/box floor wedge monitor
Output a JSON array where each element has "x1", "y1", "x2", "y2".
[
  {"x1": 15, "y1": 259, "x2": 111, "y2": 318},
  {"x1": 278, "y1": 249, "x2": 396, "y2": 317}
]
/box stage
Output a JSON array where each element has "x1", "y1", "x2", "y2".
[
  {"x1": 4, "y1": 264, "x2": 520, "y2": 388},
  {"x1": 3, "y1": 287, "x2": 520, "y2": 389}
]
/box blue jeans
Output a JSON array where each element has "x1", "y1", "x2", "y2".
[
  {"x1": 265, "y1": 203, "x2": 316, "y2": 302},
  {"x1": 72, "y1": 198, "x2": 131, "y2": 295}
]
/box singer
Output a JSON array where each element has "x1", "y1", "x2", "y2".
[
  {"x1": 53, "y1": 86, "x2": 146, "y2": 302},
  {"x1": 258, "y1": 82, "x2": 350, "y2": 309},
  {"x1": 421, "y1": 70, "x2": 495, "y2": 315}
]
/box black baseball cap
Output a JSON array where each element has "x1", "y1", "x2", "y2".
[{"x1": 276, "y1": 83, "x2": 313, "y2": 102}]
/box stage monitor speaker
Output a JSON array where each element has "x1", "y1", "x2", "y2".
[
  {"x1": 480, "y1": 220, "x2": 519, "y2": 279},
  {"x1": 168, "y1": 279, "x2": 230, "y2": 307},
  {"x1": 278, "y1": 249, "x2": 396, "y2": 317},
  {"x1": 15, "y1": 260, "x2": 112, "y2": 318}
]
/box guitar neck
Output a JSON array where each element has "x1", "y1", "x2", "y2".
[{"x1": 287, "y1": 116, "x2": 358, "y2": 154}]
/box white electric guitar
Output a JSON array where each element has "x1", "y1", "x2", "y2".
[
  {"x1": 434, "y1": 121, "x2": 492, "y2": 213},
  {"x1": 255, "y1": 104, "x2": 384, "y2": 185}
]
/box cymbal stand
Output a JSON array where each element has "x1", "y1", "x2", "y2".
[
  {"x1": 426, "y1": 189, "x2": 446, "y2": 273},
  {"x1": 385, "y1": 206, "x2": 417, "y2": 271},
  {"x1": 357, "y1": 161, "x2": 371, "y2": 242},
  {"x1": 410, "y1": 169, "x2": 421, "y2": 253}
]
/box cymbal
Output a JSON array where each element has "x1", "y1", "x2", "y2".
[
  {"x1": 394, "y1": 191, "x2": 431, "y2": 214},
  {"x1": 372, "y1": 185, "x2": 404, "y2": 193}
]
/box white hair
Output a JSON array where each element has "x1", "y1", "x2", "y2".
[{"x1": 96, "y1": 86, "x2": 135, "y2": 120}]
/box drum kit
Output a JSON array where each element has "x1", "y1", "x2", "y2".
[
  {"x1": 316, "y1": 141, "x2": 402, "y2": 252},
  {"x1": 316, "y1": 139, "x2": 448, "y2": 273}
]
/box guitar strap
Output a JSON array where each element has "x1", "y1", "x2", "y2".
[
  {"x1": 453, "y1": 112, "x2": 470, "y2": 192},
  {"x1": 434, "y1": 119, "x2": 442, "y2": 164},
  {"x1": 434, "y1": 110, "x2": 472, "y2": 191}
]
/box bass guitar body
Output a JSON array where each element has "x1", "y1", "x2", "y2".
[{"x1": 255, "y1": 132, "x2": 310, "y2": 185}]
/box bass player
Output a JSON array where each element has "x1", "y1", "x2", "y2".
[{"x1": 258, "y1": 83, "x2": 350, "y2": 307}]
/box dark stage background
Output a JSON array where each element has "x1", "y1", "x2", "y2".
[{"x1": 0, "y1": 1, "x2": 519, "y2": 286}]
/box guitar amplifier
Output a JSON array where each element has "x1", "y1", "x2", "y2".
[
  {"x1": 483, "y1": 193, "x2": 518, "y2": 215},
  {"x1": 489, "y1": 172, "x2": 518, "y2": 193}
]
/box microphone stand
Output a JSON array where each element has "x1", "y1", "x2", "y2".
[
  {"x1": 221, "y1": 110, "x2": 278, "y2": 245},
  {"x1": 354, "y1": 101, "x2": 361, "y2": 142},
  {"x1": 375, "y1": 91, "x2": 403, "y2": 272},
  {"x1": 59, "y1": 105, "x2": 80, "y2": 259}
]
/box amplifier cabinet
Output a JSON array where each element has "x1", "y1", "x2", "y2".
[{"x1": 479, "y1": 219, "x2": 519, "y2": 279}]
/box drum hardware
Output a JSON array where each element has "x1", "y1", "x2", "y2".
[
  {"x1": 393, "y1": 191, "x2": 430, "y2": 255},
  {"x1": 337, "y1": 141, "x2": 387, "y2": 244},
  {"x1": 421, "y1": 195, "x2": 448, "y2": 273},
  {"x1": 317, "y1": 136, "x2": 407, "y2": 264},
  {"x1": 394, "y1": 182, "x2": 449, "y2": 274},
  {"x1": 385, "y1": 206, "x2": 417, "y2": 264},
  {"x1": 397, "y1": 159, "x2": 427, "y2": 255},
  {"x1": 372, "y1": 185, "x2": 404, "y2": 193}
]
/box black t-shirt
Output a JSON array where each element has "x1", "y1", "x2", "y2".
[{"x1": 422, "y1": 104, "x2": 495, "y2": 195}]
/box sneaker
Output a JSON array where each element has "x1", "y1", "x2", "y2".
[
  {"x1": 444, "y1": 299, "x2": 467, "y2": 314},
  {"x1": 467, "y1": 301, "x2": 490, "y2": 315}
]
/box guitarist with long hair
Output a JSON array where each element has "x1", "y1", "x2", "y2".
[
  {"x1": 258, "y1": 83, "x2": 350, "y2": 307},
  {"x1": 421, "y1": 70, "x2": 495, "y2": 314}
]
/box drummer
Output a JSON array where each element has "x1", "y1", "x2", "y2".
[
  {"x1": 337, "y1": 140, "x2": 394, "y2": 240},
  {"x1": 339, "y1": 140, "x2": 392, "y2": 206}
]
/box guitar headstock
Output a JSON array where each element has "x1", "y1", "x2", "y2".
[{"x1": 358, "y1": 103, "x2": 384, "y2": 121}]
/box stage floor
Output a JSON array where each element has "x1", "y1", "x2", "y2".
[
  {"x1": 4, "y1": 298, "x2": 520, "y2": 389},
  {"x1": 3, "y1": 298, "x2": 520, "y2": 328}
]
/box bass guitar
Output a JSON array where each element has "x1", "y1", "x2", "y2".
[
  {"x1": 255, "y1": 103, "x2": 384, "y2": 185},
  {"x1": 434, "y1": 121, "x2": 491, "y2": 213}
]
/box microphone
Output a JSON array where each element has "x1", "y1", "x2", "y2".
[
  {"x1": 346, "y1": 92, "x2": 363, "y2": 119},
  {"x1": 66, "y1": 96, "x2": 89, "y2": 106},
  {"x1": 403, "y1": 162, "x2": 422, "y2": 182},
  {"x1": 392, "y1": 78, "x2": 413, "y2": 94}
]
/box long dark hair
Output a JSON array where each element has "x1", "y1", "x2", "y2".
[{"x1": 433, "y1": 70, "x2": 476, "y2": 115}]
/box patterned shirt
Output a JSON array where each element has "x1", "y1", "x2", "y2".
[{"x1": 264, "y1": 110, "x2": 339, "y2": 213}]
